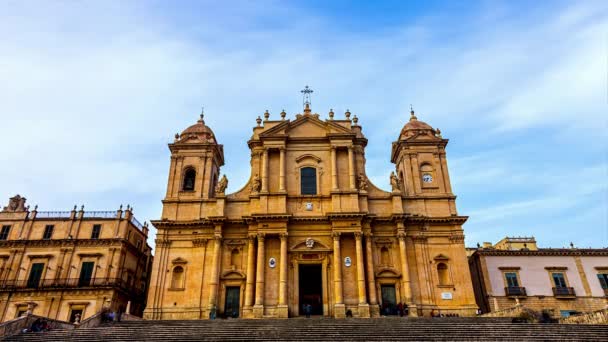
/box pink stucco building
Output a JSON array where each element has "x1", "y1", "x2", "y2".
[{"x1": 468, "y1": 237, "x2": 608, "y2": 317}]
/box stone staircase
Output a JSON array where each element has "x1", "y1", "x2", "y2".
[{"x1": 4, "y1": 317, "x2": 608, "y2": 341}]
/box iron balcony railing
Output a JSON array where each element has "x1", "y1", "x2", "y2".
[
  {"x1": 552, "y1": 286, "x2": 576, "y2": 297},
  {"x1": 504, "y1": 286, "x2": 527, "y2": 297},
  {"x1": 0, "y1": 278, "x2": 144, "y2": 296}
]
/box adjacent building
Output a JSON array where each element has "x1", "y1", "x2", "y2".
[
  {"x1": 0, "y1": 195, "x2": 153, "y2": 323},
  {"x1": 144, "y1": 100, "x2": 478, "y2": 320},
  {"x1": 469, "y1": 237, "x2": 608, "y2": 317}
]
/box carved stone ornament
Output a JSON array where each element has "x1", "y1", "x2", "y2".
[
  {"x1": 268, "y1": 257, "x2": 277, "y2": 268},
  {"x1": 305, "y1": 238, "x2": 315, "y2": 248},
  {"x1": 3, "y1": 195, "x2": 26, "y2": 212},
  {"x1": 358, "y1": 174, "x2": 368, "y2": 191}
]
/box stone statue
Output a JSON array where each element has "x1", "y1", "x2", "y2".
[
  {"x1": 390, "y1": 171, "x2": 401, "y2": 192},
  {"x1": 215, "y1": 175, "x2": 228, "y2": 194},
  {"x1": 250, "y1": 174, "x2": 261, "y2": 193},
  {"x1": 358, "y1": 173, "x2": 368, "y2": 191},
  {"x1": 3, "y1": 195, "x2": 26, "y2": 212}
]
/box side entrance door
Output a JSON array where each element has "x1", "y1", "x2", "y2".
[
  {"x1": 225, "y1": 286, "x2": 240, "y2": 318},
  {"x1": 381, "y1": 285, "x2": 398, "y2": 315}
]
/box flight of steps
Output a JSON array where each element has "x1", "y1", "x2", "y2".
[{"x1": 4, "y1": 317, "x2": 608, "y2": 341}]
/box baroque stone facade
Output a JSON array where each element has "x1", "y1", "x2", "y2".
[
  {"x1": 0, "y1": 197, "x2": 153, "y2": 323},
  {"x1": 144, "y1": 102, "x2": 478, "y2": 319}
]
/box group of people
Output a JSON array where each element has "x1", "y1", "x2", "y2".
[
  {"x1": 26, "y1": 318, "x2": 51, "y2": 333},
  {"x1": 381, "y1": 302, "x2": 409, "y2": 316},
  {"x1": 101, "y1": 307, "x2": 123, "y2": 323},
  {"x1": 430, "y1": 309, "x2": 460, "y2": 318}
]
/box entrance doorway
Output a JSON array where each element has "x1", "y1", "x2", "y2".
[
  {"x1": 299, "y1": 264, "x2": 323, "y2": 315},
  {"x1": 381, "y1": 284, "x2": 398, "y2": 315},
  {"x1": 224, "y1": 286, "x2": 240, "y2": 318}
]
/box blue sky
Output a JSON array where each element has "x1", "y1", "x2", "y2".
[{"x1": 1, "y1": 0, "x2": 606, "y2": 250}]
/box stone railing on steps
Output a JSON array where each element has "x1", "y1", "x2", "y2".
[
  {"x1": 561, "y1": 308, "x2": 608, "y2": 324},
  {"x1": 480, "y1": 304, "x2": 528, "y2": 318},
  {"x1": 0, "y1": 314, "x2": 74, "y2": 338}
]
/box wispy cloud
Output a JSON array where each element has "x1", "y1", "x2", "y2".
[{"x1": 0, "y1": 1, "x2": 606, "y2": 248}]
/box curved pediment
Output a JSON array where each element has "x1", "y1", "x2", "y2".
[
  {"x1": 221, "y1": 269, "x2": 246, "y2": 279},
  {"x1": 171, "y1": 257, "x2": 188, "y2": 265},
  {"x1": 295, "y1": 154, "x2": 322, "y2": 164},
  {"x1": 375, "y1": 267, "x2": 401, "y2": 278},
  {"x1": 434, "y1": 254, "x2": 450, "y2": 261}
]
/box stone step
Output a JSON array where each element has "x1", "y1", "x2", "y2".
[{"x1": 5, "y1": 318, "x2": 608, "y2": 342}]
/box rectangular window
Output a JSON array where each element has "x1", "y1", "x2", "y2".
[
  {"x1": 27, "y1": 263, "x2": 45, "y2": 288},
  {"x1": 0, "y1": 225, "x2": 10, "y2": 240},
  {"x1": 598, "y1": 274, "x2": 608, "y2": 289},
  {"x1": 505, "y1": 272, "x2": 519, "y2": 287},
  {"x1": 78, "y1": 261, "x2": 95, "y2": 287},
  {"x1": 91, "y1": 224, "x2": 101, "y2": 239},
  {"x1": 43, "y1": 225, "x2": 54, "y2": 240},
  {"x1": 552, "y1": 272, "x2": 567, "y2": 288},
  {"x1": 300, "y1": 167, "x2": 317, "y2": 195}
]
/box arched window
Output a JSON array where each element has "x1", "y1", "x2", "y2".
[
  {"x1": 231, "y1": 249, "x2": 241, "y2": 269},
  {"x1": 182, "y1": 168, "x2": 196, "y2": 191},
  {"x1": 380, "y1": 247, "x2": 390, "y2": 265},
  {"x1": 171, "y1": 266, "x2": 185, "y2": 289},
  {"x1": 437, "y1": 262, "x2": 449, "y2": 285},
  {"x1": 300, "y1": 167, "x2": 317, "y2": 195}
]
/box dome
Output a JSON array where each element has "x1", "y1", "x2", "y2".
[
  {"x1": 398, "y1": 110, "x2": 437, "y2": 140},
  {"x1": 402, "y1": 110, "x2": 433, "y2": 131},
  {"x1": 178, "y1": 114, "x2": 217, "y2": 143}
]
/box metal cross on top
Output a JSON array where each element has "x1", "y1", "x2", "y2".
[{"x1": 301, "y1": 85, "x2": 313, "y2": 108}]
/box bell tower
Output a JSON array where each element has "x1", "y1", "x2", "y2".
[
  {"x1": 162, "y1": 110, "x2": 225, "y2": 220},
  {"x1": 391, "y1": 108, "x2": 457, "y2": 215}
]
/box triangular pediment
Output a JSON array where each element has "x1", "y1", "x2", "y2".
[{"x1": 260, "y1": 115, "x2": 352, "y2": 139}]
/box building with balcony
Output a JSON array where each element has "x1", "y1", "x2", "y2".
[
  {"x1": 0, "y1": 195, "x2": 153, "y2": 323},
  {"x1": 468, "y1": 237, "x2": 608, "y2": 317}
]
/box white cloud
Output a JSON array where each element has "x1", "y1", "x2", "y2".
[{"x1": 0, "y1": 1, "x2": 606, "y2": 250}]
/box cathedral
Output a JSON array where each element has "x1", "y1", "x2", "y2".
[{"x1": 143, "y1": 93, "x2": 478, "y2": 319}]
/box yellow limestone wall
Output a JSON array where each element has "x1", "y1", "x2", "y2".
[{"x1": 144, "y1": 107, "x2": 478, "y2": 319}]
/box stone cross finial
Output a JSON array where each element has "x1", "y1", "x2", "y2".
[{"x1": 345, "y1": 109, "x2": 351, "y2": 120}]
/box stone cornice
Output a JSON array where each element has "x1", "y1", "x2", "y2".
[
  {"x1": 473, "y1": 248, "x2": 608, "y2": 257},
  {"x1": 0, "y1": 238, "x2": 148, "y2": 258}
]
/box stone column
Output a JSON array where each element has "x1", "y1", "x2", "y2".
[
  {"x1": 354, "y1": 232, "x2": 370, "y2": 317},
  {"x1": 348, "y1": 146, "x2": 356, "y2": 190},
  {"x1": 365, "y1": 233, "x2": 379, "y2": 317},
  {"x1": 207, "y1": 235, "x2": 222, "y2": 315},
  {"x1": 279, "y1": 148, "x2": 286, "y2": 192},
  {"x1": 277, "y1": 233, "x2": 289, "y2": 318},
  {"x1": 398, "y1": 232, "x2": 416, "y2": 316},
  {"x1": 253, "y1": 233, "x2": 265, "y2": 318},
  {"x1": 331, "y1": 147, "x2": 338, "y2": 190},
  {"x1": 261, "y1": 149, "x2": 269, "y2": 193},
  {"x1": 332, "y1": 232, "x2": 345, "y2": 317},
  {"x1": 243, "y1": 234, "x2": 256, "y2": 317}
]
